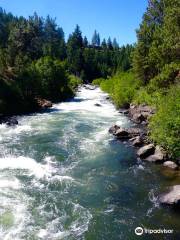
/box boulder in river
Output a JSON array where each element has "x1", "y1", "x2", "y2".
[
  {"x1": 84, "y1": 85, "x2": 96, "y2": 90},
  {"x1": 109, "y1": 125, "x2": 120, "y2": 134},
  {"x1": 94, "y1": 103, "x2": 102, "y2": 107},
  {"x1": 131, "y1": 136, "x2": 143, "y2": 147},
  {"x1": 119, "y1": 109, "x2": 129, "y2": 115},
  {"x1": 6, "y1": 117, "x2": 18, "y2": 126},
  {"x1": 143, "y1": 146, "x2": 165, "y2": 163},
  {"x1": 163, "y1": 161, "x2": 178, "y2": 170},
  {"x1": 159, "y1": 185, "x2": 180, "y2": 206},
  {"x1": 114, "y1": 128, "x2": 129, "y2": 139},
  {"x1": 109, "y1": 125, "x2": 142, "y2": 140},
  {"x1": 0, "y1": 116, "x2": 18, "y2": 126},
  {"x1": 137, "y1": 144, "x2": 155, "y2": 158},
  {"x1": 36, "y1": 98, "x2": 52, "y2": 109}
]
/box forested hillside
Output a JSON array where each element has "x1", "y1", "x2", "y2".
[
  {"x1": 0, "y1": 8, "x2": 132, "y2": 115},
  {"x1": 93, "y1": 0, "x2": 180, "y2": 158}
]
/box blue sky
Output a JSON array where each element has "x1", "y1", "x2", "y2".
[{"x1": 0, "y1": 0, "x2": 147, "y2": 45}]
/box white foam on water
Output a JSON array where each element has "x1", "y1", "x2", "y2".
[
  {"x1": 0, "y1": 85, "x2": 131, "y2": 239},
  {"x1": 53, "y1": 85, "x2": 121, "y2": 119},
  {"x1": 0, "y1": 124, "x2": 32, "y2": 137},
  {"x1": 50, "y1": 175, "x2": 74, "y2": 182},
  {"x1": 0, "y1": 178, "x2": 21, "y2": 190},
  {"x1": 0, "y1": 156, "x2": 53, "y2": 179},
  {"x1": 0, "y1": 190, "x2": 30, "y2": 240}
]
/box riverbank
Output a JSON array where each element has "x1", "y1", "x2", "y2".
[{"x1": 109, "y1": 101, "x2": 180, "y2": 207}]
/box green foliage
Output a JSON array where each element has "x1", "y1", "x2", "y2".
[
  {"x1": 149, "y1": 63, "x2": 180, "y2": 90},
  {"x1": 133, "y1": 0, "x2": 180, "y2": 85},
  {"x1": 92, "y1": 78, "x2": 104, "y2": 86},
  {"x1": 33, "y1": 57, "x2": 72, "y2": 101},
  {"x1": 68, "y1": 74, "x2": 82, "y2": 89},
  {"x1": 99, "y1": 71, "x2": 140, "y2": 108},
  {"x1": 149, "y1": 85, "x2": 180, "y2": 158}
]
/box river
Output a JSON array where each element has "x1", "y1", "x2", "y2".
[{"x1": 0, "y1": 85, "x2": 179, "y2": 240}]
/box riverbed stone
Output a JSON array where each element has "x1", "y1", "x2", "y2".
[
  {"x1": 163, "y1": 161, "x2": 178, "y2": 170},
  {"x1": 36, "y1": 98, "x2": 52, "y2": 109},
  {"x1": 143, "y1": 146, "x2": 165, "y2": 163},
  {"x1": 137, "y1": 144, "x2": 155, "y2": 158},
  {"x1": 94, "y1": 103, "x2": 102, "y2": 107},
  {"x1": 109, "y1": 125, "x2": 120, "y2": 134},
  {"x1": 114, "y1": 128, "x2": 129, "y2": 138},
  {"x1": 159, "y1": 185, "x2": 180, "y2": 206},
  {"x1": 0, "y1": 116, "x2": 18, "y2": 126},
  {"x1": 131, "y1": 136, "x2": 143, "y2": 147}
]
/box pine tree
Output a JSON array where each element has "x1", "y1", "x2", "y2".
[
  {"x1": 83, "y1": 36, "x2": 88, "y2": 48},
  {"x1": 107, "y1": 37, "x2": 113, "y2": 50},
  {"x1": 101, "y1": 38, "x2": 107, "y2": 49},
  {"x1": 67, "y1": 25, "x2": 84, "y2": 76},
  {"x1": 112, "y1": 38, "x2": 119, "y2": 49},
  {"x1": 92, "y1": 30, "x2": 100, "y2": 47}
]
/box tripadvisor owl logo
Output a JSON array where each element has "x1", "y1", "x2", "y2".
[
  {"x1": 135, "y1": 227, "x2": 143, "y2": 235},
  {"x1": 135, "y1": 226, "x2": 174, "y2": 236}
]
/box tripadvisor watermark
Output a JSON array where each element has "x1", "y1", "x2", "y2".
[{"x1": 135, "y1": 226, "x2": 173, "y2": 236}]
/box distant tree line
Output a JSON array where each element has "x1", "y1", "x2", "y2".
[{"x1": 0, "y1": 8, "x2": 133, "y2": 115}]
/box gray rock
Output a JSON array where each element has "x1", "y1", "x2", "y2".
[
  {"x1": 144, "y1": 146, "x2": 165, "y2": 163},
  {"x1": 132, "y1": 113, "x2": 146, "y2": 123},
  {"x1": 132, "y1": 136, "x2": 143, "y2": 147},
  {"x1": 109, "y1": 125, "x2": 142, "y2": 140},
  {"x1": 109, "y1": 125, "x2": 120, "y2": 134},
  {"x1": 94, "y1": 103, "x2": 102, "y2": 107},
  {"x1": 6, "y1": 118, "x2": 18, "y2": 126},
  {"x1": 84, "y1": 85, "x2": 96, "y2": 90},
  {"x1": 137, "y1": 144, "x2": 155, "y2": 158},
  {"x1": 159, "y1": 185, "x2": 180, "y2": 206},
  {"x1": 36, "y1": 98, "x2": 52, "y2": 109},
  {"x1": 1, "y1": 117, "x2": 18, "y2": 126},
  {"x1": 119, "y1": 109, "x2": 129, "y2": 114},
  {"x1": 163, "y1": 161, "x2": 178, "y2": 170},
  {"x1": 114, "y1": 129, "x2": 129, "y2": 139},
  {"x1": 129, "y1": 104, "x2": 155, "y2": 123}
]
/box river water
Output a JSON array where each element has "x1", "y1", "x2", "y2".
[{"x1": 0, "y1": 85, "x2": 179, "y2": 240}]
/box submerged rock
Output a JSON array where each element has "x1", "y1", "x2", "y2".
[
  {"x1": 137, "y1": 144, "x2": 155, "y2": 158},
  {"x1": 163, "y1": 161, "x2": 178, "y2": 170},
  {"x1": 159, "y1": 185, "x2": 180, "y2": 206},
  {"x1": 119, "y1": 109, "x2": 129, "y2": 114},
  {"x1": 0, "y1": 116, "x2": 18, "y2": 126},
  {"x1": 6, "y1": 117, "x2": 18, "y2": 126},
  {"x1": 84, "y1": 85, "x2": 96, "y2": 90},
  {"x1": 94, "y1": 103, "x2": 102, "y2": 107}
]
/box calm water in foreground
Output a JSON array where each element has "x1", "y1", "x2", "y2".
[{"x1": 0, "y1": 85, "x2": 179, "y2": 240}]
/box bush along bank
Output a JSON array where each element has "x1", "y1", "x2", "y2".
[
  {"x1": 92, "y1": 71, "x2": 180, "y2": 207},
  {"x1": 109, "y1": 96, "x2": 180, "y2": 207}
]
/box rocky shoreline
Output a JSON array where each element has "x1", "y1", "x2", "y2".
[
  {"x1": 0, "y1": 98, "x2": 52, "y2": 126},
  {"x1": 110, "y1": 103, "x2": 180, "y2": 207}
]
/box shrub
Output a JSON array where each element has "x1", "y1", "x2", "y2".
[
  {"x1": 34, "y1": 57, "x2": 72, "y2": 101},
  {"x1": 99, "y1": 71, "x2": 140, "y2": 108},
  {"x1": 92, "y1": 78, "x2": 104, "y2": 86},
  {"x1": 149, "y1": 85, "x2": 180, "y2": 158},
  {"x1": 68, "y1": 74, "x2": 82, "y2": 89}
]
